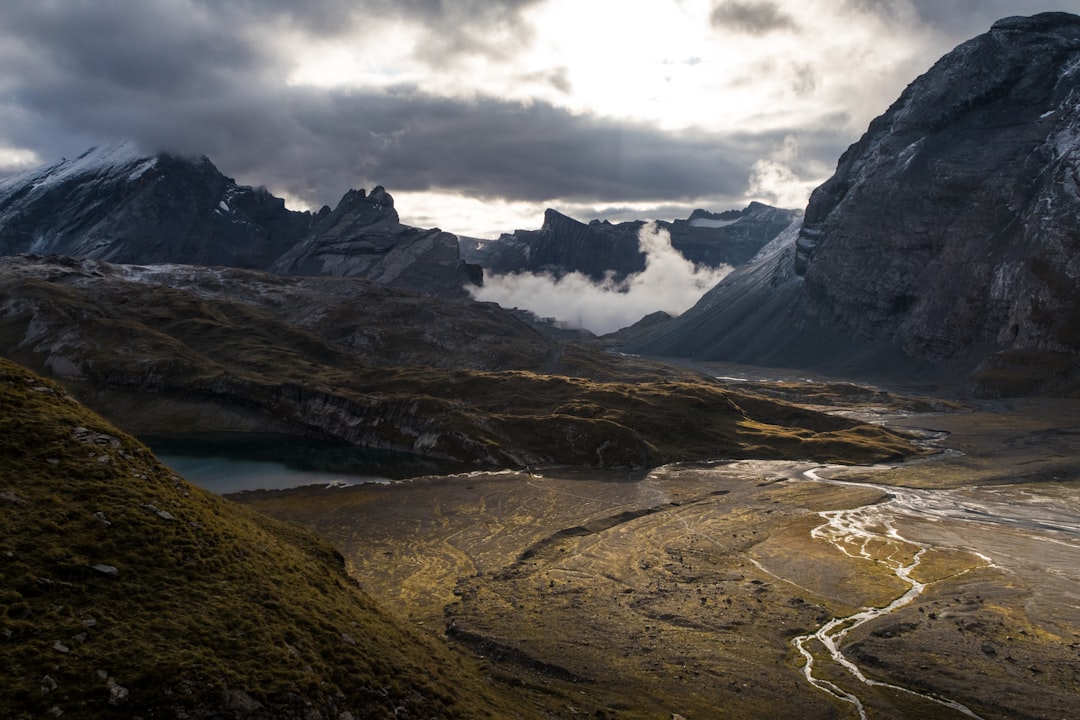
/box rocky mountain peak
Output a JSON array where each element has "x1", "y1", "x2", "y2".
[
  {"x1": 335, "y1": 185, "x2": 397, "y2": 220},
  {"x1": 792, "y1": 12, "x2": 1080, "y2": 366},
  {"x1": 0, "y1": 148, "x2": 478, "y2": 297},
  {"x1": 796, "y1": 14, "x2": 1080, "y2": 276},
  {"x1": 632, "y1": 13, "x2": 1080, "y2": 395},
  {"x1": 270, "y1": 183, "x2": 478, "y2": 296},
  {"x1": 0, "y1": 143, "x2": 310, "y2": 268},
  {"x1": 368, "y1": 184, "x2": 394, "y2": 207},
  {"x1": 462, "y1": 203, "x2": 798, "y2": 283},
  {"x1": 540, "y1": 207, "x2": 575, "y2": 232},
  {"x1": 991, "y1": 11, "x2": 1080, "y2": 33}
]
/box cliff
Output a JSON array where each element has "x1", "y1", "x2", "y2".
[{"x1": 631, "y1": 13, "x2": 1080, "y2": 396}]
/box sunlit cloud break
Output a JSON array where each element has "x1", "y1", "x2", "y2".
[{"x1": 469, "y1": 222, "x2": 732, "y2": 335}]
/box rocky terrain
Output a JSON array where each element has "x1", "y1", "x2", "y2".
[
  {"x1": 0, "y1": 144, "x2": 478, "y2": 297},
  {"x1": 0, "y1": 254, "x2": 916, "y2": 470},
  {"x1": 630, "y1": 13, "x2": 1080, "y2": 396},
  {"x1": 460, "y1": 202, "x2": 798, "y2": 281},
  {"x1": 240, "y1": 386, "x2": 1080, "y2": 720},
  {"x1": 0, "y1": 357, "x2": 538, "y2": 719}
]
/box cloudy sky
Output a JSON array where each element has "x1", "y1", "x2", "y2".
[{"x1": 2, "y1": 0, "x2": 1078, "y2": 238}]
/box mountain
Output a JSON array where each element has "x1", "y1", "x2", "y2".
[
  {"x1": 0, "y1": 144, "x2": 308, "y2": 269},
  {"x1": 630, "y1": 13, "x2": 1080, "y2": 396},
  {"x1": 670, "y1": 203, "x2": 802, "y2": 268},
  {"x1": 0, "y1": 254, "x2": 917, "y2": 468},
  {"x1": 0, "y1": 356, "x2": 537, "y2": 719},
  {"x1": 271, "y1": 185, "x2": 482, "y2": 295},
  {"x1": 0, "y1": 144, "x2": 478, "y2": 297},
  {"x1": 460, "y1": 202, "x2": 799, "y2": 281}
]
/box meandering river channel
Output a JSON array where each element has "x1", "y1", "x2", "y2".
[{"x1": 790, "y1": 464, "x2": 1080, "y2": 719}]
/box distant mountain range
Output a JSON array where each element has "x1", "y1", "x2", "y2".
[
  {"x1": 0, "y1": 144, "x2": 478, "y2": 298},
  {"x1": 0, "y1": 142, "x2": 798, "y2": 303},
  {"x1": 629, "y1": 12, "x2": 1080, "y2": 396},
  {"x1": 460, "y1": 202, "x2": 799, "y2": 281}
]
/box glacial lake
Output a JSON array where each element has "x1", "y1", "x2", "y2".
[{"x1": 142, "y1": 432, "x2": 475, "y2": 495}]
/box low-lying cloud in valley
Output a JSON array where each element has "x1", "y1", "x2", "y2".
[{"x1": 469, "y1": 222, "x2": 731, "y2": 335}]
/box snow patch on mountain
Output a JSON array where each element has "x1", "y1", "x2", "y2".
[
  {"x1": 21, "y1": 143, "x2": 150, "y2": 192},
  {"x1": 689, "y1": 217, "x2": 740, "y2": 229}
]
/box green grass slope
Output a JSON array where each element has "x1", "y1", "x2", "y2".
[{"x1": 0, "y1": 358, "x2": 538, "y2": 719}]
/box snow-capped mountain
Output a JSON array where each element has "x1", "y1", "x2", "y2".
[
  {"x1": 0, "y1": 144, "x2": 478, "y2": 297},
  {"x1": 0, "y1": 143, "x2": 309, "y2": 269}
]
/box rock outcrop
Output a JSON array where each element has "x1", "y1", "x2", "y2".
[
  {"x1": 0, "y1": 144, "x2": 479, "y2": 297},
  {"x1": 271, "y1": 186, "x2": 482, "y2": 296},
  {"x1": 631, "y1": 13, "x2": 1080, "y2": 395}
]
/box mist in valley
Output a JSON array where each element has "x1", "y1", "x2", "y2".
[{"x1": 469, "y1": 221, "x2": 732, "y2": 334}]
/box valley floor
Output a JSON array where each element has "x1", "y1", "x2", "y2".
[{"x1": 236, "y1": 388, "x2": 1080, "y2": 720}]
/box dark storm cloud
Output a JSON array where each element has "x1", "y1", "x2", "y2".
[
  {"x1": 845, "y1": 0, "x2": 1030, "y2": 35},
  {"x1": 6, "y1": 0, "x2": 1068, "y2": 217},
  {"x1": 230, "y1": 89, "x2": 780, "y2": 206},
  {"x1": 0, "y1": 0, "x2": 793, "y2": 207},
  {"x1": 907, "y1": 0, "x2": 1032, "y2": 35},
  {"x1": 3, "y1": 2, "x2": 264, "y2": 87},
  {"x1": 710, "y1": 1, "x2": 798, "y2": 34},
  {"x1": 11, "y1": 51, "x2": 784, "y2": 205}
]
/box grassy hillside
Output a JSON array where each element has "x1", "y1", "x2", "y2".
[{"x1": 0, "y1": 357, "x2": 538, "y2": 719}]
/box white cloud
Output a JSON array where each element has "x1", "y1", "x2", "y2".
[
  {"x1": 277, "y1": 0, "x2": 939, "y2": 139},
  {"x1": 0, "y1": 146, "x2": 41, "y2": 174},
  {"x1": 469, "y1": 222, "x2": 731, "y2": 334},
  {"x1": 745, "y1": 134, "x2": 825, "y2": 209},
  {"x1": 393, "y1": 190, "x2": 548, "y2": 239}
]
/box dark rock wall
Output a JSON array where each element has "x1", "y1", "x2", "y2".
[
  {"x1": 633, "y1": 13, "x2": 1080, "y2": 393},
  {"x1": 796, "y1": 13, "x2": 1080, "y2": 362}
]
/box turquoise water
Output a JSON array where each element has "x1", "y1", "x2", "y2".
[{"x1": 143, "y1": 433, "x2": 473, "y2": 495}]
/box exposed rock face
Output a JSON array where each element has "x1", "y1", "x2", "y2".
[
  {"x1": 0, "y1": 144, "x2": 309, "y2": 269},
  {"x1": 674, "y1": 202, "x2": 800, "y2": 269},
  {"x1": 795, "y1": 13, "x2": 1080, "y2": 364},
  {"x1": 625, "y1": 222, "x2": 817, "y2": 368},
  {"x1": 271, "y1": 186, "x2": 481, "y2": 296},
  {"x1": 460, "y1": 202, "x2": 798, "y2": 280},
  {"x1": 633, "y1": 13, "x2": 1080, "y2": 395},
  {"x1": 469, "y1": 208, "x2": 645, "y2": 280},
  {"x1": 0, "y1": 145, "x2": 479, "y2": 297}
]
